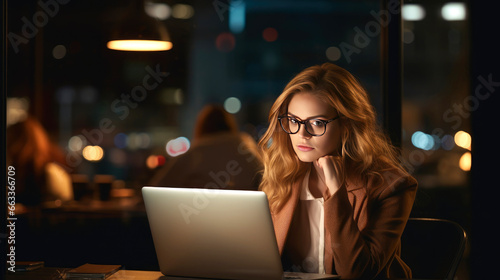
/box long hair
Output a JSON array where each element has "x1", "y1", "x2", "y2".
[
  {"x1": 259, "y1": 63, "x2": 406, "y2": 212},
  {"x1": 6, "y1": 116, "x2": 66, "y2": 205}
]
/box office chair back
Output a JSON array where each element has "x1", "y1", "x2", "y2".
[{"x1": 401, "y1": 218, "x2": 467, "y2": 280}]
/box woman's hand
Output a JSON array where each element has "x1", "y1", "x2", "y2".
[{"x1": 315, "y1": 155, "x2": 342, "y2": 196}]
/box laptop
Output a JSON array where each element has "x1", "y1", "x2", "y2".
[{"x1": 142, "y1": 186, "x2": 339, "y2": 280}]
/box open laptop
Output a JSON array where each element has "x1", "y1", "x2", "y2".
[{"x1": 142, "y1": 186, "x2": 339, "y2": 280}]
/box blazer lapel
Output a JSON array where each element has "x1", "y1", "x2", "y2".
[{"x1": 272, "y1": 181, "x2": 301, "y2": 254}]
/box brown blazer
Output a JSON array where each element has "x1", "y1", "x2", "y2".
[{"x1": 271, "y1": 169, "x2": 418, "y2": 279}]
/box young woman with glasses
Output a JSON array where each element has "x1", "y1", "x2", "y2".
[{"x1": 259, "y1": 63, "x2": 417, "y2": 279}]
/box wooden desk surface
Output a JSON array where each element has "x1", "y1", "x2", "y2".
[
  {"x1": 5, "y1": 268, "x2": 256, "y2": 280},
  {"x1": 6, "y1": 268, "x2": 422, "y2": 280},
  {"x1": 6, "y1": 267, "x2": 164, "y2": 280}
]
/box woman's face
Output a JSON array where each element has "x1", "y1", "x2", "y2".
[{"x1": 286, "y1": 92, "x2": 342, "y2": 162}]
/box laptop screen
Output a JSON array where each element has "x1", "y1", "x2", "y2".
[{"x1": 142, "y1": 186, "x2": 283, "y2": 280}]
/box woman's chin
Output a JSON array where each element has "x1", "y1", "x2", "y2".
[{"x1": 296, "y1": 153, "x2": 319, "y2": 163}]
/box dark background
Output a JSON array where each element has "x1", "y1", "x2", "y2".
[{"x1": 3, "y1": 0, "x2": 497, "y2": 278}]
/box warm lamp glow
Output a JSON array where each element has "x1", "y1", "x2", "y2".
[{"x1": 107, "y1": 40, "x2": 173, "y2": 51}]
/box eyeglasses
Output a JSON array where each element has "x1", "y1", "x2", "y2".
[{"x1": 278, "y1": 115, "x2": 340, "y2": 137}]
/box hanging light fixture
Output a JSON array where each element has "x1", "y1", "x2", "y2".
[{"x1": 107, "y1": 0, "x2": 173, "y2": 51}]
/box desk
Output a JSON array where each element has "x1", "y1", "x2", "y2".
[
  {"x1": 5, "y1": 268, "x2": 426, "y2": 280},
  {"x1": 5, "y1": 268, "x2": 266, "y2": 280},
  {"x1": 40, "y1": 196, "x2": 146, "y2": 218},
  {"x1": 6, "y1": 267, "x2": 164, "y2": 280}
]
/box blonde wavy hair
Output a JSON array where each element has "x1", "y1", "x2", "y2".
[{"x1": 259, "y1": 63, "x2": 407, "y2": 212}]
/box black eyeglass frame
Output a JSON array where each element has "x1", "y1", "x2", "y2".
[{"x1": 278, "y1": 115, "x2": 340, "y2": 137}]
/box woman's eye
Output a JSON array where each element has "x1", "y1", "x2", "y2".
[
  {"x1": 290, "y1": 118, "x2": 299, "y2": 124},
  {"x1": 311, "y1": 120, "x2": 324, "y2": 126}
]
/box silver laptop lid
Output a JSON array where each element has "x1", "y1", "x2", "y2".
[{"x1": 142, "y1": 186, "x2": 283, "y2": 280}]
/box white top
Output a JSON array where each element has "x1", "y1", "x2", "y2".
[{"x1": 286, "y1": 170, "x2": 326, "y2": 273}]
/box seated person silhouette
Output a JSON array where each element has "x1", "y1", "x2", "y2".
[
  {"x1": 6, "y1": 116, "x2": 73, "y2": 207},
  {"x1": 150, "y1": 104, "x2": 262, "y2": 190}
]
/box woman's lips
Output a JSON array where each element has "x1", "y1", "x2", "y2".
[{"x1": 297, "y1": 145, "x2": 314, "y2": 152}]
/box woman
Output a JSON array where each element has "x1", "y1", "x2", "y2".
[
  {"x1": 151, "y1": 104, "x2": 262, "y2": 190},
  {"x1": 6, "y1": 116, "x2": 73, "y2": 206},
  {"x1": 259, "y1": 63, "x2": 417, "y2": 279}
]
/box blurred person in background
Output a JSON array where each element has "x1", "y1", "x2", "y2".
[
  {"x1": 150, "y1": 104, "x2": 262, "y2": 190},
  {"x1": 6, "y1": 116, "x2": 74, "y2": 207}
]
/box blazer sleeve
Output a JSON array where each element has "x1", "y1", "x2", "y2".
[{"x1": 323, "y1": 173, "x2": 417, "y2": 279}]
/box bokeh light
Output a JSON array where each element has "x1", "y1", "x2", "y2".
[
  {"x1": 402, "y1": 4, "x2": 426, "y2": 21},
  {"x1": 137, "y1": 133, "x2": 152, "y2": 149},
  {"x1": 127, "y1": 132, "x2": 151, "y2": 150},
  {"x1": 6, "y1": 97, "x2": 29, "y2": 126},
  {"x1": 145, "y1": 3, "x2": 171, "y2": 20},
  {"x1": 459, "y1": 152, "x2": 471, "y2": 171},
  {"x1": 68, "y1": 135, "x2": 86, "y2": 151},
  {"x1": 160, "y1": 88, "x2": 184, "y2": 105},
  {"x1": 215, "y1": 32, "x2": 235, "y2": 52},
  {"x1": 262, "y1": 27, "x2": 278, "y2": 42},
  {"x1": 166, "y1": 137, "x2": 190, "y2": 157},
  {"x1": 441, "y1": 134, "x2": 455, "y2": 150},
  {"x1": 403, "y1": 29, "x2": 415, "y2": 44},
  {"x1": 146, "y1": 155, "x2": 167, "y2": 169},
  {"x1": 326, "y1": 46, "x2": 341, "y2": 61},
  {"x1": 52, "y1": 45, "x2": 67, "y2": 59},
  {"x1": 82, "y1": 145, "x2": 104, "y2": 162},
  {"x1": 441, "y1": 2, "x2": 467, "y2": 21},
  {"x1": 454, "y1": 130, "x2": 471, "y2": 150},
  {"x1": 411, "y1": 131, "x2": 435, "y2": 151},
  {"x1": 224, "y1": 97, "x2": 241, "y2": 114},
  {"x1": 229, "y1": 1, "x2": 245, "y2": 34},
  {"x1": 114, "y1": 133, "x2": 128, "y2": 149},
  {"x1": 172, "y1": 4, "x2": 194, "y2": 19}
]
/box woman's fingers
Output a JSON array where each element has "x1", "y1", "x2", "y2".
[{"x1": 316, "y1": 156, "x2": 340, "y2": 194}]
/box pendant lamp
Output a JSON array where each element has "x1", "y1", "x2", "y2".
[{"x1": 107, "y1": 0, "x2": 172, "y2": 51}]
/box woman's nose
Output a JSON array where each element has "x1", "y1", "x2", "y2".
[{"x1": 297, "y1": 124, "x2": 312, "y2": 139}]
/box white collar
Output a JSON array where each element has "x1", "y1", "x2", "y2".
[{"x1": 300, "y1": 169, "x2": 324, "y2": 201}]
